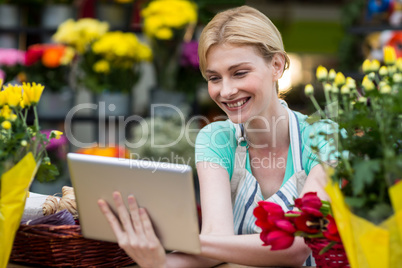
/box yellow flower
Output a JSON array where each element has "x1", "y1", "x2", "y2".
[
  {"x1": 3, "y1": 84, "x2": 22, "y2": 108},
  {"x1": 316, "y1": 65, "x2": 328, "y2": 81},
  {"x1": 328, "y1": 69, "x2": 336, "y2": 81},
  {"x1": 362, "y1": 75, "x2": 375, "y2": 91},
  {"x1": 22, "y1": 82, "x2": 45, "y2": 106},
  {"x1": 346, "y1": 77, "x2": 356, "y2": 89},
  {"x1": 141, "y1": 0, "x2": 197, "y2": 39},
  {"x1": 304, "y1": 84, "x2": 314, "y2": 96},
  {"x1": 396, "y1": 58, "x2": 402, "y2": 72},
  {"x1": 155, "y1": 27, "x2": 173, "y2": 40},
  {"x1": 1, "y1": 120, "x2": 11, "y2": 130},
  {"x1": 0, "y1": 78, "x2": 3, "y2": 88},
  {"x1": 393, "y1": 73, "x2": 402, "y2": 83},
  {"x1": 334, "y1": 72, "x2": 346, "y2": 87},
  {"x1": 60, "y1": 46, "x2": 75, "y2": 65},
  {"x1": 341, "y1": 85, "x2": 350, "y2": 95},
  {"x1": 380, "y1": 84, "x2": 391, "y2": 94},
  {"x1": 379, "y1": 66, "x2": 388, "y2": 76},
  {"x1": 50, "y1": 130, "x2": 63, "y2": 140},
  {"x1": 0, "y1": 90, "x2": 6, "y2": 107},
  {"x1": 358, "y1": 96, "x2": 367, "y2": 103},
  {"x1": 383, "y1": 45, "x2": 396, "y2": 65},
  {"x1": 93, "y1": 60, "x2": 110, "y2": 73},
  {"x1": 0, "y1": 105, "x2": 13, "y2": 120},
  {"x1": 332, "y1": 85, "x2": 339, "y2": 94},
  {"x1": 324, "y1": 83, "x2": 332, "y2": 93},
  {"x1": 370, "y1": 59, "x2": 380, "y2": 72},
  {"x1": 9, "y1": 113, "x2": 17, "y2": 121},
  {"x1": 362, "y1": 59, "x2": 371, "y2": 74}
]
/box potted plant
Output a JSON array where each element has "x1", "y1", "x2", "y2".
[
  {"x1": 0, "y1": 79, "x2": 62, "y2": 267},
  {"x1": 24, "y1": 43, "x2": 75, "y2": 118},
  {"x1": 141, "y1": 0, "x2": 198, "y2": 116},
  {"x1": 52, "y1": 18, "x2": 151, "y2": 116}
]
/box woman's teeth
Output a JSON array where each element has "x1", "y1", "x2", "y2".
[{"x1": 227, "y1": 99, "x2": 247, "y2": 108}]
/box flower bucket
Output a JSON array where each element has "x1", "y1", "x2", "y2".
[
  {"x1": 96, "y1": 3, "x2": 130, "y2": 29},
  {"x1": 325, "y1": 180, "x2": 402, "y2": 268},
  {"x1": 37, "y1": 87, "x2": 74, "y2": 119},
  {"x1": 96, "y1": 91, "x2": 131, "y2": 117},
  {"x1": 41, "y1": 4, "x2": 76, "y2": 29},
  {"x1": 0, "y1": 153, "x2": 37, "y2": 268}
]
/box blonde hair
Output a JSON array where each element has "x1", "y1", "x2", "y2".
[{"x1": 198, "y1": 5, "x2": 290, "y2": 79}]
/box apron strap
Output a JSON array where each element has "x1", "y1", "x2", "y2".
[
  {"x1": 231, "y1": 123, "x2": 247, "y2": 202},
  {"x1": 285, "y1": 107, "x2": 304, "y2": 172}
]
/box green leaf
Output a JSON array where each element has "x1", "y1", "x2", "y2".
[
  {"x1": 344, "y1": 196, "x2": 365, "y2": 208},
  {"x1": 352, "y1": 159, "x2": 381, "y2": 195},
  {"x1": 35, "y1": 163, "x2": 59, "y2": 183}
]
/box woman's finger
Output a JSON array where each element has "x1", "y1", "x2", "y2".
[
  {"x1": 140, "y1": 208, "x2": 159, "y2": 242},
  {"x1": 127, "y1": 195, "x2": 146, "y2": 238},
  {"x1": 97, "y1": 199, "x2": 125, "y2": 239},
  {"x1": 112, "y1": 191, "x2": 136, "y2": 236}
]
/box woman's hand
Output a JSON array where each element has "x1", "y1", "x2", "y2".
[{"x1": 98, "y1": 191, "x2": 167, "y2": 268}]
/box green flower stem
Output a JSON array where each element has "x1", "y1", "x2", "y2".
[
  {"x1": 371, "y1": 98, "x2": 393, "y2": 187},
  {"x1": 32, "y1": 106, "x2": 40, "y2": 160},
  {"x1": 309, "y1": 95, "x2": 326, "y2": 119},
  {"x1": 319, "y1": 241, "x2": 337, "y2": 255}
]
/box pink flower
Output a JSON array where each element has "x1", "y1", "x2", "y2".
[
  {"x1": 0, "y1": 48, "x2": 26, "y2": 66},
  {"x1": 260, "y1": 229, "x2": 295, "y2": 250},
  {"x1": 294, "y1": 192, "x2": 323, "y2": 217}
]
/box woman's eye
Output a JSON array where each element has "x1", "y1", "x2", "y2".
[
  {"x1": 208, "y1": 76, "x2": 220, "y2": 82},
  {"x1": 234, "y1": 71, "x2": 248, "y2": 77}
]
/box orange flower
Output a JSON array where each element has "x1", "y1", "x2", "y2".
[
  {"x1": 42, "y1": 45, "x2": 65, "y2": 68},
  {"x1": 76, "y1": 144, "x2": 131, "y2": 158}
]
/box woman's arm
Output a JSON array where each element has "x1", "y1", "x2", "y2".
[{"x1": 300, "y1": 163, "x2": 330, "y2": 200}]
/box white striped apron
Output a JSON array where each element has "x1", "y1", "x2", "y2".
[{"x1": 230, "y1": 102, "x2": 314, "y2": 265}]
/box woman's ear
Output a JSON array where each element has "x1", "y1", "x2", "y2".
[{"x1": 271, "y1": 53, "x2": 286, "y2": 81}]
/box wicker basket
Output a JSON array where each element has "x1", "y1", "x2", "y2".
[
  {"x1": 10, "y1": 224, "x2": 135, "y2": 267},
  {"x1": 304, "y1": 238, "x2": 349, "y2": 268}
]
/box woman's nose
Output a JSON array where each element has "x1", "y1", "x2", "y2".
[{"x1": 220, "y1": 80, "x2": 238, "y2": 99}]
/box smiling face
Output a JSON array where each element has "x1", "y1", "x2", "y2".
[{"x1": 206, "y1": 43, "x2": 282, "y2": 124}]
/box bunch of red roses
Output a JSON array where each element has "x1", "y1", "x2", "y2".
[{"x1": 253, "y1": 192, "x2": 341, "y2": 251}]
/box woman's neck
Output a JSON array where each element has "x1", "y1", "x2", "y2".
[{"x1": 244, "y1": 102, "x2": 290, "y2": 151}]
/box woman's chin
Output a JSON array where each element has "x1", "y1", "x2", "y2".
[{"x1": 227, "y1": 114, "x2": 248, "y2": 124}]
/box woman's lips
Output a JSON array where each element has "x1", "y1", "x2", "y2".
[{"x1": 223, "y1": 97, "x2": 250, "y2": 110}]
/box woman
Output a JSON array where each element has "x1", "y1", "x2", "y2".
[{"x1": 98, "y1": 5, "x2": 330, "y2": 267}]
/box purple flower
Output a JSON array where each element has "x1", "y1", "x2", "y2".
[
  {"x1": 0, "y1": 48, "x2": 26, "y2": 67},
  {"x1": 180, "y1": 41, "x2": 199, "y2": 69}
]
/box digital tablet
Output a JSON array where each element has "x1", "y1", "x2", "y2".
[{"x1": 67, "y1": 153, "x2": 201, "y2": 254}]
